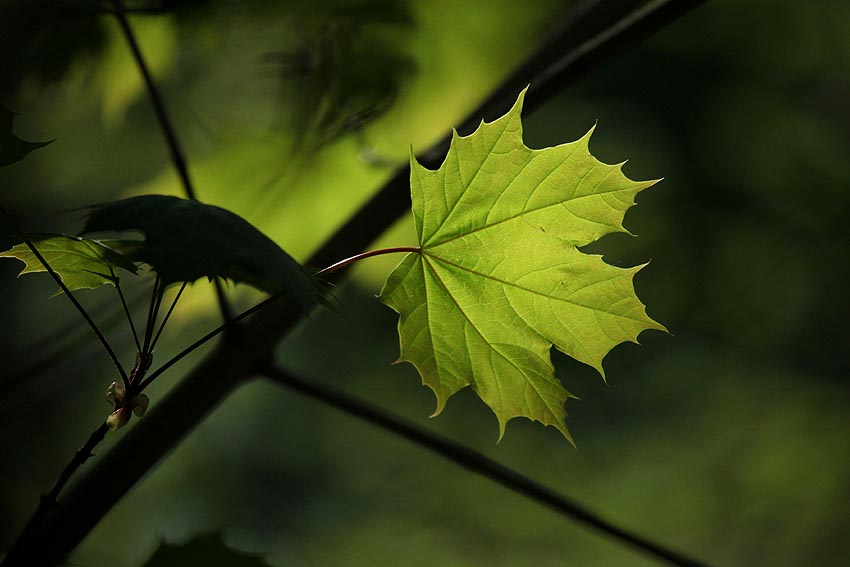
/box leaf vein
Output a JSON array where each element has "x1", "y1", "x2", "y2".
[
  {"x1": 428, "y1": 183, "x2": 635, "y2": 249},
  {"x1": 428, "y1": 255, "x2": 648, "y2": 324}
]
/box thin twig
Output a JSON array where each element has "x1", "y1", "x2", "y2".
[
  {"x1": 110, "y1": 0, "x2": 233, "y2": 325},
  {"x1": 0, "y1": 287, "x2": 148, "y2": 400},
  {"x1": 0, "y1": 204, "x2": 128, "y2": 385},
  {"x1": 141, "y1": 274, "x2": 163, "y2": 357},
  {"x1": 137, "y1": 247, "x2": 418, "y2": 391},
  {"x1": 5, "y1": 353, "x2": 153, "y2": 566},
  {"x1": 262, "y1": 365, "x2": 709, "y2": 567},
  {"x1": 137, "y1": 291, "x2": 276, "y2": 391},
  {"x1": 211, "y1": 277, "x2": 233, "y2": 323},
  {"x1": 41, "y1": 423, "x2": 110, "y2": 515},
  {"x1": 1, "y1": 422, "x2": 109, "y2": 565},
  {"x1": 150, "y1": 282, "x2": 186, "y2": 351},
  {"x1": 108, "y1": 0, "x2": 195, "y2": 200},
  {"x1": 115, "y1": 280, "x2": 141, "y2": 352}
]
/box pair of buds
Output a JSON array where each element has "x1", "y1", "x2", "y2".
[{"x1": 105, "y1": 382, "x2": 150, "y2": 431}]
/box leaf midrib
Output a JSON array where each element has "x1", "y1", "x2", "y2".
[
  {"x1": 426, "y1": 253, "x2": 648, "y2": 325},
  {"x1": 424, "y1": 168, "x2": 632, "y2": 250}
]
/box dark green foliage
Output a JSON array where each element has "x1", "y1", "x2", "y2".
[
  {"x1": 81, "y1": 195, "x2": 320, "y2": 309},
  {"x1": 0, "y1": 1, "x2": 105, "y2": 99},
  {"x1": 141, "y1": 532, "x2": 271, "y2": 567},
  {"x1": 269, "y1": 0, "x2": 414, "y2": 148},
  {"x1": 0, "y1": 105, "x2": 52, "y2": 167}
]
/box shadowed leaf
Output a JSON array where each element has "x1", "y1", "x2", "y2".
[
  {"x1": 81, "y1": 195, "x2": 319, "y2": 309},
  {"x1": 0, "y1": 105, "x2": 52, "y2": 168},
  {"x1": 142, "y1": 532, "x2": 271, "y2": 567}
]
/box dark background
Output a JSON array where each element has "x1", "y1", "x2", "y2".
[{"x1": 1, "y1": 1, "x2": 849, "y2": 565}]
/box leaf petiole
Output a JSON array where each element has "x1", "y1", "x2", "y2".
[
  {"x1": 141, "y1": 275, "x2": 164, "y2": 358},
  {"x1": 150, "y1": 282, "x2": 187, "y2": 352},
  {"x1": 114, "y1": 277, "x2": 141, "y2": 353},
  {"x1": 314, "y1": 246, "x2": 420, "y2": 277}
]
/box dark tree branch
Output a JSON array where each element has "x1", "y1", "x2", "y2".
[
  {"x1": 5, "y1": 0, "x2": 707, "y2": 399},
  {"x1": 4, "y1": 0, "x2": 708, "y2": 564},
  {"x1": 262, "y1": 366, "x2": 708, "y2": 567},
  {"x1": 1, "y1": 423, "x2": 109, "y2": 566},
  {"x1": 306, "y1": 0, "x2": 707, "y2": 272},
  {"x1": 8, "y1": 304, "x2": 303, "y2": 567}
]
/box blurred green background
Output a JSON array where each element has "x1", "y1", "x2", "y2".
[{"x1": 2, "y1": 0, "x2": 849, "y2": 565}]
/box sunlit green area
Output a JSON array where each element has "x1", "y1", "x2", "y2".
[{"x1": 2, "y1": 1, "x2": 849, "y2": 565}]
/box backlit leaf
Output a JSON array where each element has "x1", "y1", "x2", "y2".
[
  {"x1": 0, "y1": 234, "x2": 138, "y2": 291},
  {"x1": 380, "y1": 90, "x2": 665, "y2": 441}
]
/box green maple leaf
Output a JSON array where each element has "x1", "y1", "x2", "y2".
[
  {"x1": 81, "y1": 195, "x2": 320, "y2": 310},
  {"x1": 0, "y1": 234, "x2": 138, "y2": 291},
  {"x1": 380, "y1": 90, "x2": 665, "y2": 442}
]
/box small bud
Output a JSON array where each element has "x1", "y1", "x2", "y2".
[
  {"x1": 104, "y1": 382, "x2": 150, "y2": 429},
  {"x1": 106, "y1": 382, "x2": 126, "y2": 405},
  {"x1": 106, "y1": 407, "x2": 130, "y2": 431},
  {"x1": 131, "y1": 394, "x2": 150, "y2": 417}
]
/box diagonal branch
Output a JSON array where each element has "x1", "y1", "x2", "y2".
[
  {"x1": 0, "y1": 422, "x2": 109, "y2": 565},
  {"x1": 305, "y1": 0, "x2": 707, "y2": 271},
  {"x1": 6, "y1": 0, "x2": 706, "y2": 397},
  {"x1": 5, "y1": 1, "x2": 709, "y2": 565},
  {"x1": 261, "y1": 365, "x2": 708, "y2": 567},
  {"x1": 108, "y1": 0, "x2": 195, "y2": 201}
]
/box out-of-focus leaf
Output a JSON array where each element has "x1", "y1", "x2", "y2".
[
  {"x1": 0, "y1": 1, "x2": 105, "y2": 99},
  {"x1": 142, "y1": 532, "x2": 271, "y2": 567},
  {"x1": 268, "y1": 0, "x2": 414, "y2": 149},
  {"x1": 0, "y1": 105, "x2": 52, "y2": 167},
  {"x1": 81, "y1": 195, "x2": 320, "y2": 309},
  {"x1": 0, "y1": 234, "x2": 138, "y2": 291}
]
